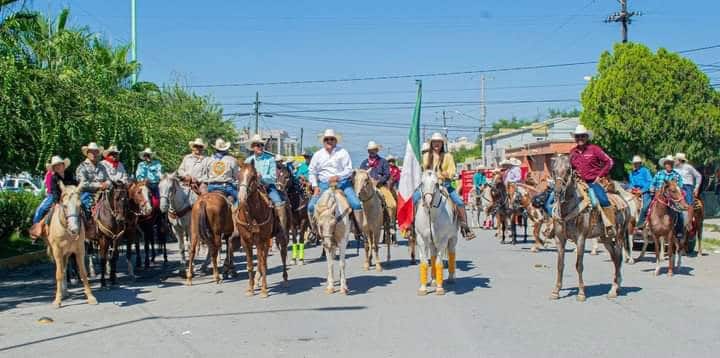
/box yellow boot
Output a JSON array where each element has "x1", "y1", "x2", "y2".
[
  {"x1": 418, "y1": 262, "x2": 429, "y2": 296},
  {"x1": 448, "y1": 252, "x2": 456, "y2": 283},
  {"x1": 435, "y1": 260, "x2": 445, "y2": 295}
]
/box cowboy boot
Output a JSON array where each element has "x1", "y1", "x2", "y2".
[
  {"x1": 600, "y1": 207, "x2": 617, "y2": 239},
  {"x1": 28, "y1": 222, "x2": 43, "y2": 240},
  {"x1": 457, "y1": 207, "x2": 476, "y2": 240}
]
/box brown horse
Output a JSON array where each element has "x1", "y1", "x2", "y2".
[
  {"x1": 278, "y1": 166, "x2": 310, "y2": 265},
  {"x1": 46, "y1": 184, "x2": 97, "y2": 308},
  {"x1": 506, "y1": 183, "x2": 530, "y2": 245},
  {"x1": 687, "y1": 197, "x2": 704, "y2": 256},
  {"x1": 488, "y1": 175, "x2": 511, "y2": 243},
  {"x1": 128, "y1": 180, "x2": 166, "y2": 268},
  {"x1": 646, "y1": 180, "x2": 690, "y2": 276},
  {"x1": 236, "y1": 163, "x2": 288, "y2": 297},
  {"x1": 186, "y1": 191, "x2": 234, "y2": 285},
  {"x1": 95, "y1": 182, "x2": 130, "y2": 287}
]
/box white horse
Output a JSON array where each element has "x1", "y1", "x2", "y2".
[
  {"x1": 314, "y1": 187, "x2": 352, "y2": 295},
  {"x1": 159, "y1": 173, "x2": 196, "y2": 265},
  {"x1": 414, "y1": 170, "x2": 459, "y2": 296}
]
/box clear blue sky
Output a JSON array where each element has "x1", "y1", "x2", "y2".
[{"x1": 31, "y1": 0, "x2": 720, "y2": 162}]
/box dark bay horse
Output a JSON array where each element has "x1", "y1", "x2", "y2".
[
  {"x1": 130, "y1": 180, "x2": 167, "y2": 267},
  {"x1": 549, "y1": 155, "x2": 629, "y2": 301},
  {"x1": 489, "y1": 175, "x2": 511, "y2": 244},
  {"x1": 95, "y1": 183, "x2": 129, "y2": 287},
  {"x1": 277, "y1": 165, "x2": 310, "y2": 265},
  {"x1": 236, "y1": 163, "x2": 288, "y2": 297},
  {"x1": 186, "y1": 191, "x2": 234, "y2": 285},
  {"x1": 646, "y1": 180, "x2": 690, "y2": 276}
]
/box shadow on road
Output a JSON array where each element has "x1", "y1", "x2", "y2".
[
  {"x1": 561, "y1": 283, "x2": 642, "y2": 299},
  {"x1": 0, "y1": 305, "x2": 368, "y2": 353},
  {"x1": 269, "y1": 276, "x2": 325, "y2": 295},
  {"x1": 347, "y1": 274, "x2": 396, "y2": 294},
  {"x1": 449, "y1": 275, "x2": 490, "y2": 295}
]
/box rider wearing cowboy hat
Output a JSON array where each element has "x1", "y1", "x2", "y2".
[
  {"x1": 99, "y1": 145, "x2": 128, "y2": 184},
  {"x1": 568, "y1": 124, "x2": 616, "y2": 237},
  {"x1": 628, "y1": 155, "x2": 653, "y2": 230},
  {"x1": 420, "y1": 132, "x2": 476, "y2": 240},
  {"x1": 294, "y1": 151, "x2": 313, "y2": 182},
  {"x1": 501, "y1": 158, "x2": 523, "y2": 185},
  {"x1": 307, "y1": 129, "x2": 363, "y2": 224},
  {"x1": 673, "y1": 152, "x2": 702, "y2": 206},
  {"x1": 178, "y1": 138, "x2": 209, "y2": 192},
  {"x1": 76, "y1": 142, "x2": 110, "y2": 238},
  {"x1": 387, "y1": 155, "x2": 401, "y2": 191},
  {"x1": 359, "y1": 141, "x2": 391, "y2": 187},
  {"x1": 29, "y1": 156, "x2": 78, "y2": 238},
  {"x1": 244, "y1": 134, "x2": 285, "y2": 208},
  {"x1": 205, "y1": 138, "x2": 239, "y2": 202},
  {"x1": 136, "y1": 147, "x2": 163, "y2": 200}
]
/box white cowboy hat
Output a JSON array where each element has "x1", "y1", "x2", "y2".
[
  {"x1": 573, "y1": 124, "x2": 592, "y2": 138},
  {"x1": 659, "y1": 155, "x2": 675, "y2": 166},
  {"x1": 387, "y1": 155, "x2": 396, "y2": 161},
  {"x1": 367, "y1": 141, "x2": 382, "y2": 151},
  {"x1": 421, "y1": 142, "x2": 430, "y2": 152},
  {"x1": 81, "y1": 142, "x2": 104, "y2": 156},
  {"x1": 275, "y1": 154, "x2": 284, "y2": 162},
  {"x1": 429, "y1": 132, "x2": 445, "y2": 143},
  {"x1": 46, "y1": 156, "x2": 70, "y2": 170},
  {"x1": 632, "y1": 155, "x2": 643, "y2": 164},
  {"x1": 212, "y1": 138, "x2": 231, "y2": 151},
  {"x1": 675, "y1": 153, "x2": 687, "y2": 162},
  {"x1": 499, "y1": 159, "x2": 512, "y2": 167},
  {"x1": 139, "y1": 147, "x2": 154, "y2": 159},
  {"x1": 249, "y1": 134, "x2": 264, "y2": 146},
  {"x1": 188, "y1": 138, "x2": 206, "y2": 148},
  {"x1": 319, "y1": 129, "x2": 342, "y2": 143},
  {"x1": 103, "y1": 145, "x2": 121, "y2": 156},
  {"x1": 510, "y1": 158, "x2": 522, "y2": 166}
]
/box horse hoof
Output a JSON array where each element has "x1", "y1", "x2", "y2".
[
  {"x1": 185, "y1": 281, "x2": 193, "y2": 287},
  {"x1": 576, "y1": 295, "x2": 586, "y2": 302},
  {"x1": 298, "y1": 260, "x2": 305, "y2": 266},
  {"x1": 87, "y1": 296, "x2": 98, "y2": 305},
  {"x1": 530, "y1": 247, "x2": 538, "y2": 253},
  {"x1": 245, "y1": 290, "x2": 254, "y2": 297},
  {"x1": 590, "y1": 251, "x2": 598, "y2": 256},
  {"x1": 282, "y1": 280, "x2": 289, "y2": 288},
  {"x1": 260, "y1": 291, "x2": 269, "y2": 299},
  {"x1": 363, "y1": 264, "x2": 369, "y2": 271},
  {"x1": 417, "y1": 288, "x2": 428, "y2": 296},
  {"x1": 325, "y1": 287, "x2": 335, "y2": 294},
  {"x1": 607, "y1": 292, "x2": 618, "y2": 299},
  {"x1": 668, "y1": 272, "x2": 673, "y2": 277},
  {"x1": 435, "y1": 287, "x2": 446, "y2": 296},
  {"x1": 549, "y1": 292, "x2": 559, "y2": 300},
  {"x1": 654, "y1": 269, "x2": 660, "y2": 276},
  {"x1": 375, "y1": 265, "x2": 382, "y2": 272},
  {"x1": 340, "y1": 288, "x2": 349, "y2": 295}
]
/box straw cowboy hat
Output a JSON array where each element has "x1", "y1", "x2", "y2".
[
  {"x1": 387, "y1": 155, "x2": 396, "y2": 161},
  {"x1": 81, "y1": 142, "x2": 104, "y2": 156},
  {"x1": 188, "y1": 138, "x2": 206, "y2": 148},
  {"x1": 499, "y1": 159, "x2": 512, "y2": 167},
  {"x1": 675, "y1": 153, "x2": 687, "y2": 162},
  {"x1": 429, "y1": 132, "x2": 445, "y2": 143},
  {"x1": 573, "y1": 124, "x2": 592, "y2": 138},
  {"x1": 103, "y1": 145, "x2": 121, "y2": 156},
  {"x1": 632, "y1": 155, "x2": 643, "y2": 164},
  {"x1": 46, "y1": 156, "x2": 70, "y2": 170},
  {"x1": 659, "y1": 155, "x2": 675, "y2": 166},
  {"x1": 421, "y1": 142, "x2": 430, "y2": 152},
  {"x1": 212, "y1": 138, "x2": 232, "y2": 151},
  {"x1": 367, "y1": 141, "x2": 381, "y2": 151},
  {"x1": 510, "y1": 158, "x2": 522, "y2": 166},
  {"x1": 319, "y1": 129, "x2": 342, "y2": 143},
  {"x1": 247, "y1": 134, "x2": 265, "y2": 149},
  {"x1": 275, "y1": 154, "x2": 284, "y2": 162},
  {"x1": 139, "y1": 147, "x2": 155, "y2": 159}
]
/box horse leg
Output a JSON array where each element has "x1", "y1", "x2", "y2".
[
  {"x1": 374, "y1": 233, "x2": 382, "y2": 272},
  {"x1": 134, "y1": 231, "x2": 142, "y2": 268},
  {"x1": 279, "y1": 232, "x2": 289, "y2": 286},
  {"x1": 653, "y1": 233, "x2": 662, "y2": 276},
  {"x1": 87, "y1": 242, "x2": 97, "y2": 278},
  {"x1": 575, "y1": 236, "x2": 587, "y2": 301},
  {"x1": 434, "y1": 247, "x2": 445, "y2": 296},
  {"x1": 75, "y1": 246, "x2": 97, "y2": 305},
  {"x1": 223, "y1": 233, "x2": 234, "y2": 279},
  {"x1": 110, "y1": 239, "x2": 120, "y2": 285},
  {"x1": 259, "y1": 242, "x2": 269, "y2": 298},
  {"x1": 667, "y1": 232, "x2": 676, "y2": 277},
  {"x1": 339, "y1": 240, "x2": 349, "y2": 295},
  {"x1": 325, "y1": 245, "x2": 335, "y2": 294},
  {"x1": 523, "y1": 214, "x2": 528, "y2": 243},
  {"x1": 186, "y1": 233, "x2": 199, "y2": 286},
  {"x1": 52, "y1": 251, "x2": 65, "y2": 308},
  {"x1": 590, "y1": 238, "x2": 599, "y2": 256},
  {"x1": 243, "y1": 239, "x2": 255, "y2": 296},
  {"x1": 550, "y1": 238, "x2": 565, "y2": 300},
  {"x1": 99, "y1": 238, "x2": 108, "y2": 288},
  {"x1": 531, "y1": 221, "x2": 542, "y2": 253},
  {"x1": 363, "y1": 234, "x2": 370, "y2": 271},
  {"x1": 510, "y1": 216, "x2": 517, "y2": 245},
  {"x1": 603, "y1": 239, "x2": 622, "y2": 298},
  {"x1": 142, "y1": 227, "x2": 150, "y2": 269},
  {"x1": 698, "y1": 225, "x2": 703, "y2": 256},
  {"x1": 211, "y1": 238, "x2": 221, "y2": 284},
  {"x1": 126, "y1": 239, "x2": 135, "y2": 281}
]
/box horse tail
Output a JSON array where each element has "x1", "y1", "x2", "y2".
[{"x1": 198, "y1": 200, "x2": 213, "y2": 243}]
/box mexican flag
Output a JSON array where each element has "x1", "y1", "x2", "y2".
[{"x1": 397, "y1": 81, "x2": 422, "y2": 232}]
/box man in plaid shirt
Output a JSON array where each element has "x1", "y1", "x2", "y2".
[{"x1": 650, "y1": 155, "x2": 684, "y2": 193}]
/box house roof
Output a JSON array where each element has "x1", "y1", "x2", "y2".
[{"x1": 484, "y1": 117, "x2": 578, "y2": 141}]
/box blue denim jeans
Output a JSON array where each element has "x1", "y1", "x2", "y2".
[
  {"x1": 266, "y1": 184, "x2": 284, "y2": 205},
  {"x1": 33, "y1": 195, "x2": 55, "y2": 224},
  {"x1": 412, "y1": 181, "x2": 464, "y2": 208},
  {"x1": 208, "y1": 183, "x2": 238, "y2": 203},
  {"x1": 681, "y1": 184, "x2": 694, "y2": 205},
  {"x1": 545, "y1": 191, "x2": 555, "y2": 215},
  {"x1": 637, "y1": 192, "x2": 652, "y2": 226},
  {"x1": 80, "y1": 192, "x2": 93, "y2": 212},
  {"x1": 308, "y1": 178, "x2": 362, "y2": 215},
  {"x1": 588, "y1": 182, "x2": 610, "y2": 207}
]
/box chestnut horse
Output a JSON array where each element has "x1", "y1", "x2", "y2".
[
  {"x1": 236, "y1": 163, "x2": 289, "y2": 297},
  {"x1": 646, "y1": 180, "x2": 690, "y2": 276},
  {"x1": 186, "y1": 191, "x2": 234, "y2": 285}
]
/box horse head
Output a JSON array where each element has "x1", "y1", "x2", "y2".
[
  {"x1": 128, "y1": 181, "x2": 152, "y2": 216},
  {"x1": 661, "y1": 180, "x2": 685, "y2": 205},
  {"x1": 158, "y1": 173, "x2": 179, "y2": 213},
  {"x1": 276, "y1": 165, "x2": 292, "y2": 193},
  {"x1": 237, "y1": 162, "x2": 259, "y2": 202},
  {"x1": 420, "y1": 170, "x2": 440, "y2": 209},
  {"x1": 550, "y1": 154, "x2": 573, "y2": 196},
  {"x1": 353, "y1": 169, "x2": 375, "y2": 199},
  {"x1": 110, "y1": 182, "x2": 129, "y2": 224},
  {"x1": 58, "y1": 184, "x2": 82, "y2": 236},
  {"x1": 315, "y1": 190, "x2": 340, "y2": 241}
]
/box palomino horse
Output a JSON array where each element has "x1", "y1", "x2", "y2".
[
  {"x1": 414, "y1": 170, "x2": 459, "y2": 296},
  {"x1": 549, "y1": 155, "x2": 629, "y2": 301},
  {"x1": 95, "y1": 182, "x2": 130, "y2": 287},
  {"x1": 277, "y1": 165, "x2": 310, "y2": 265},
  {"x1": 353, "y1": 169, "x2": 385, "y2": 271},
  {"x1": 645, "y1": 180, "x2": 690, "y2": 276},
  {"x1": 46, "y1": 184, "x2": 97, "y2": 308},
  {"x1": 186, "y1": 192, "x2": 234, "y2": 285},
  {"x1": 159, "y1": 173, "x2": 195, "y2": 265},
  {"x1": 236, "y1": 163, "x2": 289, "y2": 297},
  {"x1": 314, "y1": 185, "x2": 352, "y2": 294}
]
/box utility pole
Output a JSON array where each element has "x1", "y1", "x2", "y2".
[
  {"x1": 130, "y1": 0, "x2": 137, "y2": 84},
  {"x1": 442, "y1": 110, "x2": 448, "y2": 138},
  {"x1": 254, "y1": 91, "x2": 260, "y2": 135},
  {"x1": 480, "y1": 75, "x2": 487, "y2": 166},
  {"x1": 605, "y1": 0, "x2": 641, "y2": 43},
  {"x1": 299, "y1": 128, "x2": 304, "y2": 153}
]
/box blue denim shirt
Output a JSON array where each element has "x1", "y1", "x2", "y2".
[
  {"x1": 628, "y1": 166, "x2": 652, "y2": 193},
  {"x1": 245, "y1": 151, "x2": 277, "y2": 186},
  {"x1": 135, "y1": 160, "x2": 162, "y2": 183}
]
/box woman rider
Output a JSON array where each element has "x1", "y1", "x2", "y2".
[{"x1": 421, "y1": 132, "x2": 475, "y2": 240}]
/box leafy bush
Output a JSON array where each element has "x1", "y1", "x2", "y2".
[{"x1": 0, "y1": 191, "x2": 42, "y2": 243}]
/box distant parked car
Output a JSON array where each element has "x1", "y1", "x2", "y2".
[{"x1": 1, "y1": 177, "x2": 42, "y2": 195}]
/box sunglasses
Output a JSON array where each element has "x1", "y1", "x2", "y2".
[
  {"x1": 252, "y1": 143, "x2": 265, "y2": 148},
  {"x1": 324, "y1": 138, "x2": 337, "y2": 143}
]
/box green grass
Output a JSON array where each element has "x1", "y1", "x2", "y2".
[{"x1": 0, "y1": 231, "x2": 44, "y2": 259}]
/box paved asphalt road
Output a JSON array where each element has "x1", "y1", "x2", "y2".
[{"x1": 1, "y1": 228, "x2": 719, "y2": 358}]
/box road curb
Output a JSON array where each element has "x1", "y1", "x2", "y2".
[{"x1": 0, "y1": 249, "x2": 48, "y2": 271}]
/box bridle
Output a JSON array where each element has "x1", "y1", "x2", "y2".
[
  {"x1": 235, "y1": 167, "x2": 274, "y2": 229},
  {"x1": 161, "y1": 176, "x2": 191, "y2": 219},
  {"x1": 58, "y1": 190, "x2": 82, "y2": 238},
  {"x1": 357, "y1": 173, "x2": 376, "y2": 203}
]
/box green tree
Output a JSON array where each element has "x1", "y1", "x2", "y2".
[
  {"x1": 485, "y1": 116, "x2": 538, "y2": 136},
  {"x1": 581, "y1": 42, "x2": 720, "y2": 178}
]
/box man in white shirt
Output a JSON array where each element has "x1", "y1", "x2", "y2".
[
  {"x1": 502, "y1": 158, "x2": 523, "y2": 185},
  {"x1": 674, "y1": 152, "x2": 702, "y2": 205},
  {"x1": 307, "y1": 129, "x2": 362, "y2": 218}
]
